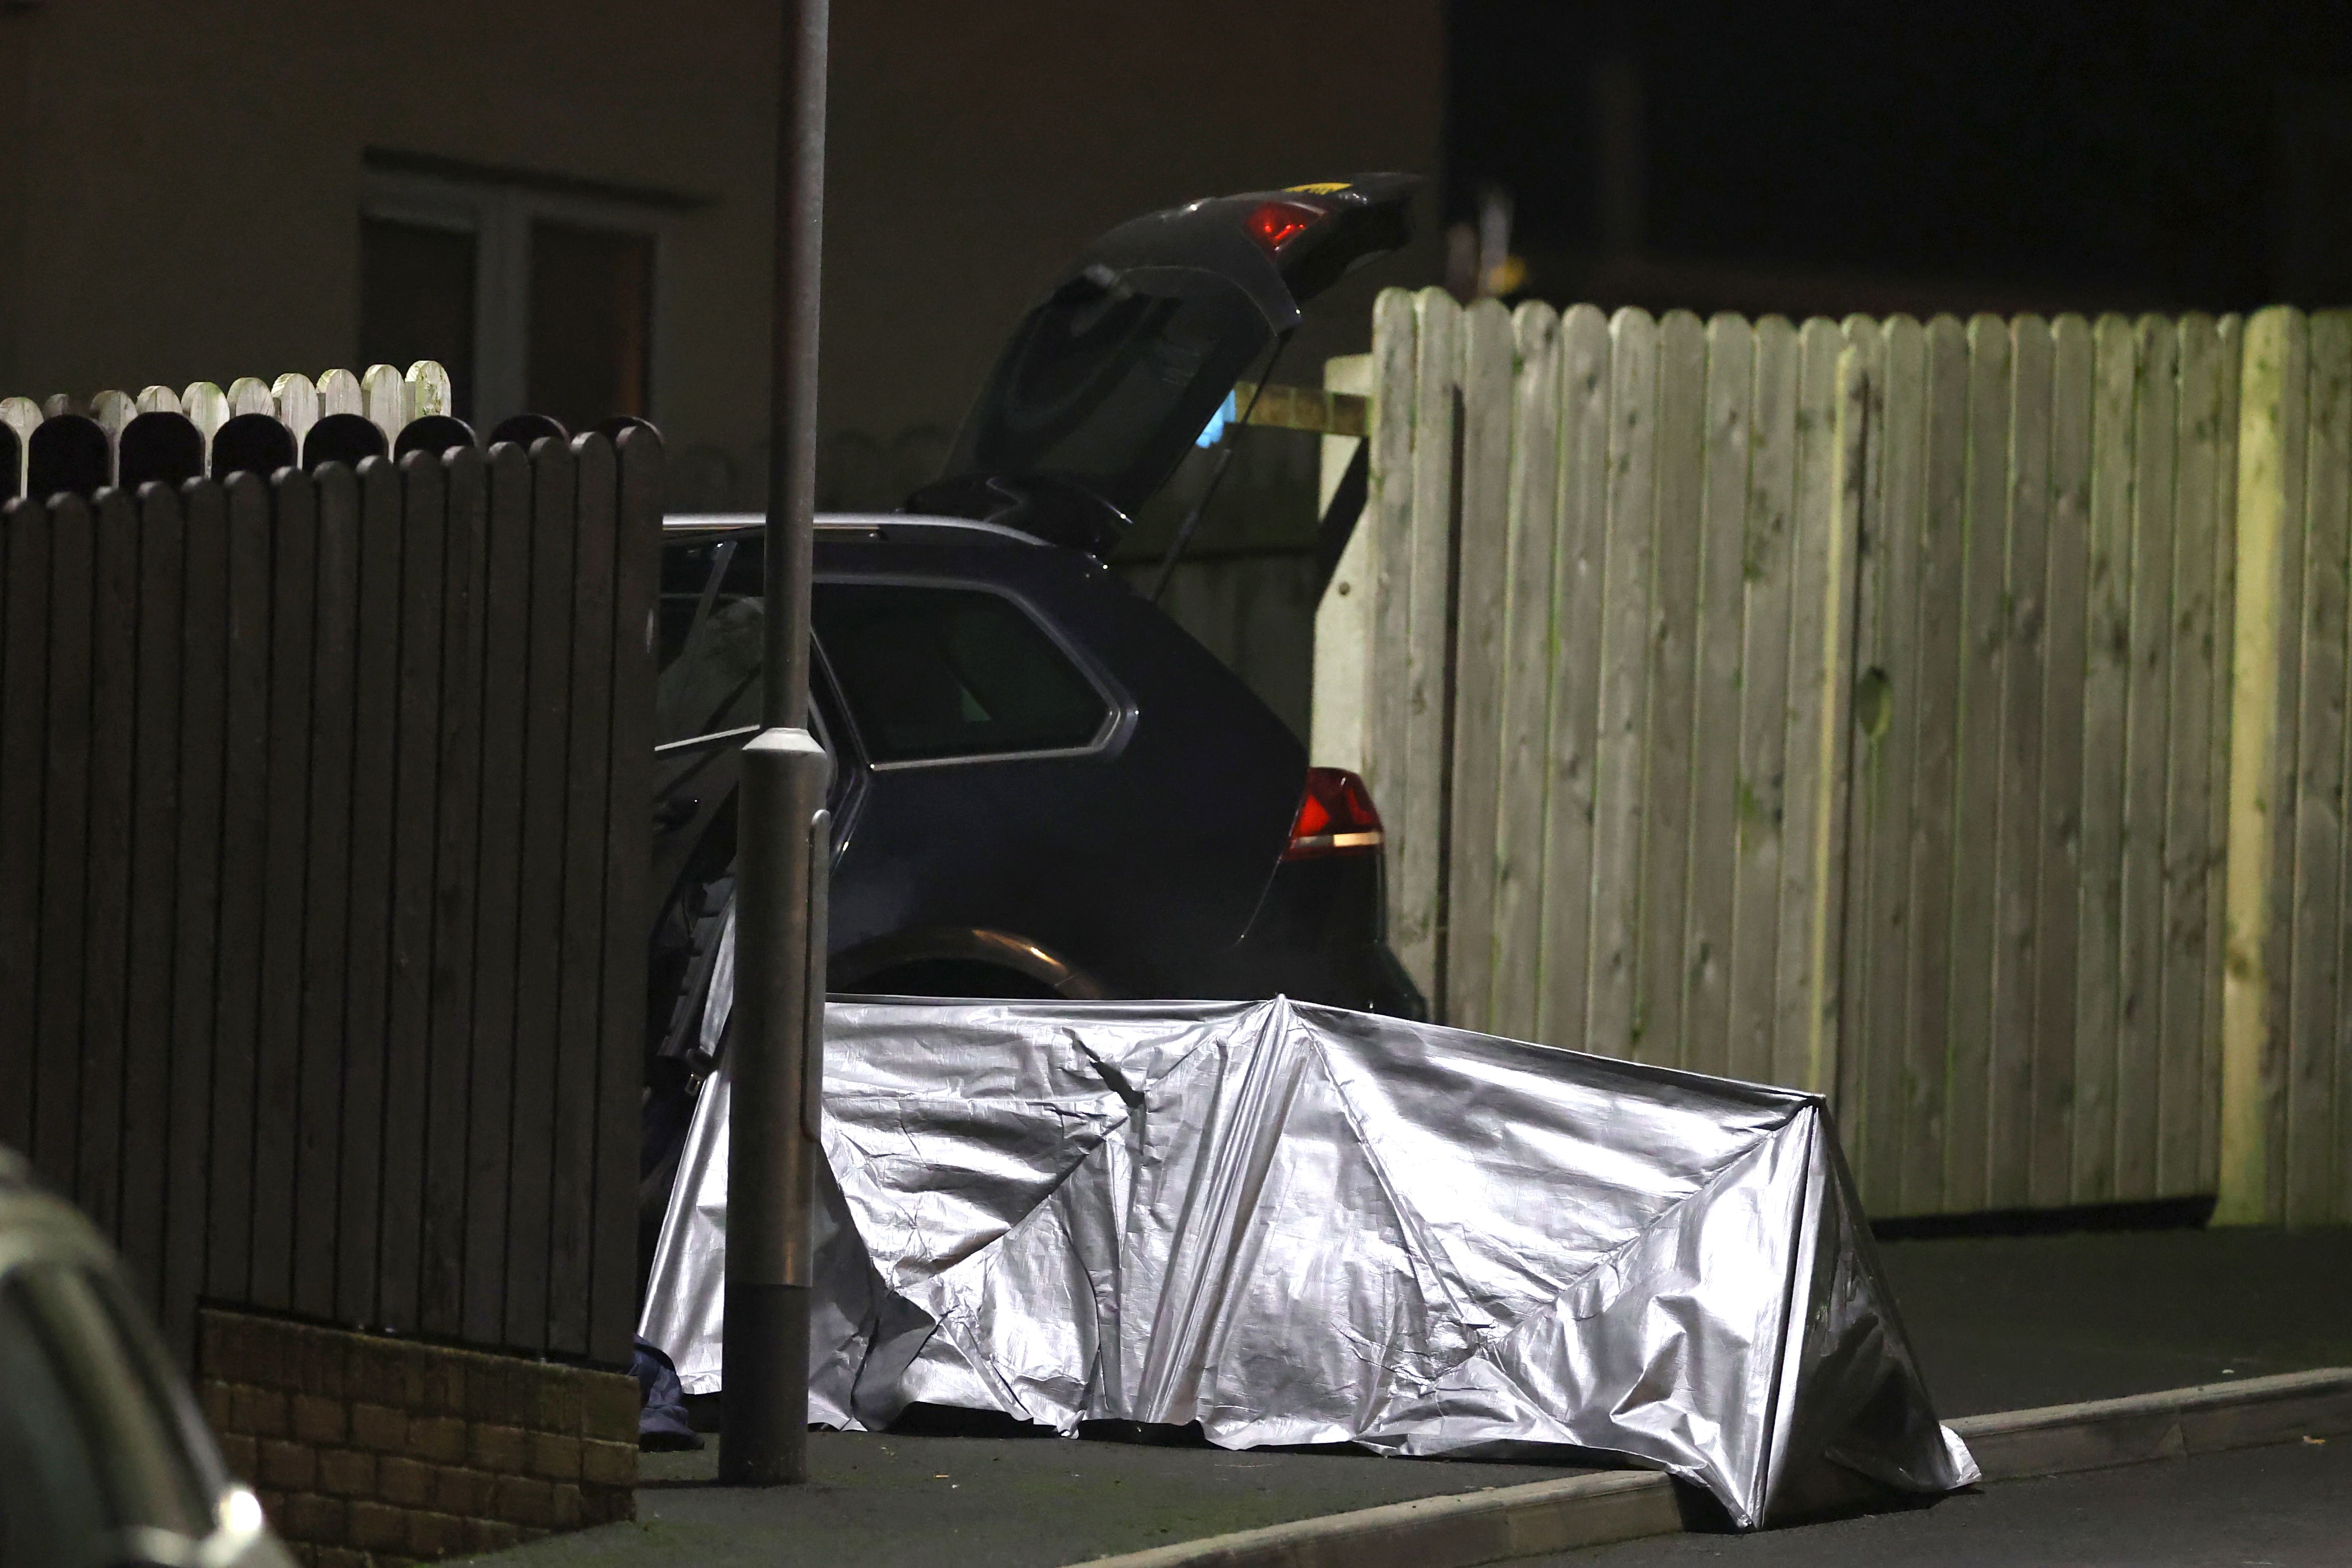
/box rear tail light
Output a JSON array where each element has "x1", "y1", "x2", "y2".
[
  {"x1": 1284, "y1": 767, "x2": 1384, "y2": 860},
  {"x1": 1246, "y1": 199, "x2": 1323, "y2": 253}
]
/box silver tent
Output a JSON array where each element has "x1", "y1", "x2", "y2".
[{"x1": 640, "y1": 995, "x2": 1975, "y2": 1528}]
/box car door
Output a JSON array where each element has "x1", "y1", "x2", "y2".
[{"x1": 814, "y1": 572, "x2": 1153, "y2": 994}]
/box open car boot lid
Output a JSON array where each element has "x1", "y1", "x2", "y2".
[{"x1": 906, "y1": 173, "x2": 1418, "y2": 553}]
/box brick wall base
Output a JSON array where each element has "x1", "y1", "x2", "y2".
[{"x1": 197, "y1": 1309, "x2": 637, "y2": 1567}]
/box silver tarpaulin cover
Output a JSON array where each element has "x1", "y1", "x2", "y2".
[{"x1": 640, "y1": 996, "x2": 1976, "y2": 1528}]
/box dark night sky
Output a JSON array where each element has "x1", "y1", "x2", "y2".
[{"x1": 1448, "y1": 0, "x2": 2352, "y2": 311}]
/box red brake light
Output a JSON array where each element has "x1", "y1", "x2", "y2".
[
  {"x1": 1246, "y1": 199, "x2": 1323, "y2": 253},
  {"x1": 1285, "y1": 767, "x2": 1384, "y2": 860}
]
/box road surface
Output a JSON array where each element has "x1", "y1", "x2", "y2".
[{"x1": 1550, "y1": 1438, "x2": 2352, "y2": 1567}]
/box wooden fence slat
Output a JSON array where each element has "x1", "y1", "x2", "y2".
[
  {"x1": 2337, "y1": 320, "x2": 2352, "y2": 1225},
  {"x1": 2220, "y1": 309, "x2": 2310, "y2": 1223},
  {"x1": 1637, "y1": 310, "x2": 1707, "y2": 1067},
  {"x1": 1773, "y1": 318, "x2": 1852, "y2": 1096},
  {"x1": 0, "y1": 400, "x2": 39, "y2": 498},
  {"x1": 2333, "y1": 319, "x2": 2352, "y2": 1232},
  {"x1": 1395, "y1": 288, "x2": 1460, "y2": 1007},
  {"x1": 363, "y1": 364, "x2": 408, "y2": 447},
  {"x1": 1846, "y1": 314, "x2": 1921, "y2": 1207},
  {"x1": 274, "y1": 374, "x2": 321, "y2": 449},
  {"x1": 1727, "y1": 317, "x2": 1797, "y2": 1087},
  {"x1": 2286, "y1": 312, "x2": 2350, "y2": 1223},
  {"x1": 407, "y1": 361, "x2": 455, "y2": 421},
  {"x1": 183, "y1": 384, "x2": 228, "y2": 462},
  {"x1": 1787, "y1": 326, "x2": 1863, "y2": 1105},
  {"x1": 0, "y1": 500, "x2": 47, "y2": 1159},
  {"x1": 1681, "y1": 314, "x2": 1751, "y2": 1080},
  {"x1": 1835, "y1": 322, "x2": 1885, "y2": 1151},
  {"x1": 377, "y1": 452, "x2": 447, "y2": 1331},
  {"x1": 1988, "y1": 316, "x2": 2055, "y2": 1211},
  {"x1": 1897, "y1": 315, "x2": 1969, "y2": 1212},
  {"x1": 250, "y1": 471, "x2": 319, "y2": 1310},
  {"x1": 317, "y1": 369, "x2": 362, "y2": 419},
  {"x1": 35, "y1": 497, "x2": 93, "y2": 1196},
  {"x1": 589, "y1": 427, "x2": 658, "y2": 1364},
  {"x1": 2073, "y1": 315, "x2": 2142, "y2": 1204},
  {"x1": 337, "y1": 459, "x2": 402, "y2": 1323},
  {"x1": 2113, "y1": 317, "x2": 2181, "y2": 1201},
  {"x1": 1360, "y1": 291, "x2": 1417, "y2": 925},
  {"x1": 2204, "y1": 313, "x2": 2244, "y2": 1196},
  {"x1": 1488, "y1": 303, "x2": 1561, "y2": 1040},
  {"x1": 1586, "y1": 308, "x2": 1660, "y2": 1059},
  {"x1": 2032, "y1": 315, "x2": 2096, "y2": 1207},
  {"x1": 1524, "y1": 305, "x2": 1618, "y2": 1048},
  {"x1": 118, "y1": 483, "x2": 186, "y2": 1306},
  {"x1": 1443, "y1": 299, "x2": 1516, "y2": 1029},
  {"x1": 1944, "y1": 315, "x2": 2013, "y2": 1210},
  {"x1": 161, "y1": 479, "x2": 227, "y2": 1357},
  {"x1": 205, "y1": 473, "x2": 272, "y2": 1303},
  {"x1": 459, "y1": 442, "x2": 529, "y2": 1344},
  {"x1": 1535, "y1": 303, "x2": 1613, "y2": 1050},
  {"x1": 295, "y1": 465, "x2": 360, "y2": 1320},
  {"x1": 2160, "y1": 318, "x2": 2227, "y2": 1198},
  {"x1": 550, "y1": 434, "x2": 619, "y2": 1355},
  {"x1": 505, "y1": 437, "x2": 579, "y2": 1351},
  {"x1": 78, "y1": 489, "x2": 141, "y2": 1242},
  {"x1": 425, "y1": 447, "x2": 490, "y2": 1342}
]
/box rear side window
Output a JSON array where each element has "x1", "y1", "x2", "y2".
[{"x1": 814, "y1": 583, "x2": 1110, "y2": 763}]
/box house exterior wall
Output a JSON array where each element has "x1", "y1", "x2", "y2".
[{"x1": 0, "y1": 0, "x2": 1443, "y2": 508}]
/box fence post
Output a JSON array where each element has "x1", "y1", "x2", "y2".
[
  {"x1": 1309, "y1": 352, "x2": 1375, "y2": 776},
  {"x1": 2217, "y1": 306, "x2": 2307, "y2": 1224}
]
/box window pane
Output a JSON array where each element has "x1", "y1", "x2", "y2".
[
  {"x1": 813, "y1": 584, "x2": 1110, "y2": 763},
  {"x1": 359, "y1": 217, "x2": 478, "y2": 421},
  {"x1": 528, "y1": 220, "x2": 653, "y2": 432}
]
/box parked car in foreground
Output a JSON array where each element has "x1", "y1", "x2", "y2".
[
  {"x1": 647, "y1": 174, "x2": 1426, "y2": 1033},
  {"x1": 0, "y1": 1148, "x2": 293, "y2": 1568}
]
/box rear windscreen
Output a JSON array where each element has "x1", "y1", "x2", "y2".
[
  {"x1": 945, "y1": 265, "x2": 1269, "y2": 514},
  {"x1": 814, "y1": 583, "x2": 1110, "y2": 763}
]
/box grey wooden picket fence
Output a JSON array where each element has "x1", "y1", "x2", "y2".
[
  {"x1": 1321, "y1": 290, "x2": 2352, "y2": 1223},
  {"x1": 0, "y1": 410, "x2": 657, "y2": 1365}
]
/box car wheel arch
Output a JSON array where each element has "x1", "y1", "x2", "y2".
[{"x1": 831, "y1": 926, "x2": 1111, "y2": 1000}]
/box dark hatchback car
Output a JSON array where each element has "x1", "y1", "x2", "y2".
[{"x1": 646, "y1": 177, "x2": 1425, "y2": 1083}]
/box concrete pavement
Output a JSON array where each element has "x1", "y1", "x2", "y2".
[
  {"x1": 448, "y1": 1225, "x2": 2352, "y2": 1567},
  {"x1": 447, "y1": 1429, "x2": 1591, "y2": 1567}
]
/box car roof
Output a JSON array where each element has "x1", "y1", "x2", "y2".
[{"x1": 664, "y1": 512, "x2": 1057, "y2": 550}]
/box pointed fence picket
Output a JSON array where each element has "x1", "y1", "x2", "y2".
[{"x1": 0, "y1": 360, "x2": 498, "y2": 502}]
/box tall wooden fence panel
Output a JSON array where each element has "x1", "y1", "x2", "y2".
[
  {"x1": 2221, "y1": 307, "x2": 2352, "y2": 1225},
  {"x1": 1344, "y1": 289, "x2": 1858, "y2": 1096},
  {"x1": 1836, "y1": 314, "x2": 2239, "y2": 1216},
  {"x1": 1333, "y1": 287, "x2": 2265, "y2": 1217},
  {"x1": 0, "y1": 429, "x2": 654, "y2": 1364}
]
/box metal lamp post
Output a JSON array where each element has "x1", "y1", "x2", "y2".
[{"x1": 721, "y1": 0, "x2": 831, "y2": 1487}]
